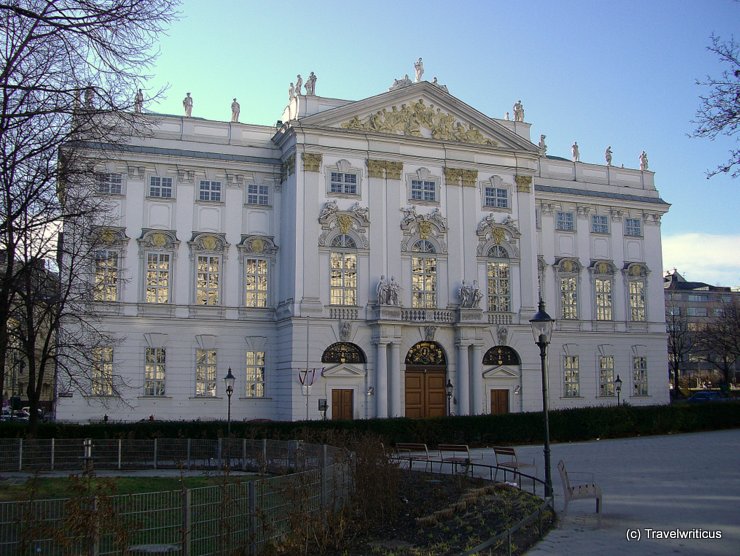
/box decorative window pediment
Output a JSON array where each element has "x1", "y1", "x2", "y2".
[
  {"x1": 555, "y1": 257, "x2": 581, "y2": 274},
  {"x1": 188, "y1": 232, "x2": 228, "y2": 254},
  {"x1": 590, "y1": 260, "x2": 615, "y2": 275},
  {"x1": 94, "y1": 226, "x2": 129, "y2": 248},
  {"x1": 238, "y1": 235, "x2": 278, "y2": 255},
  {"x1": 624, "y1": 262, "x2": 649, "y2": 277},
  {"x1": 476, "y1": 214, "x2": 520, "y2": 257},
  {"x1": 400, "y1": 206, "x2": 447, "y2": 253},
  {"x1": 318, "y1": 201, "x2": 370, "y2": 248},
  {"x1": 138, "y1": 229, "x2": 179, "y2": 250}
]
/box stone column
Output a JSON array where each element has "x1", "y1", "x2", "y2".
[
  {"x1": 375, "y1": 341, "x2": 388, "y2": 418},
  {"x1": 456, "y1": 341, "x2": 470, "y2": 415},
  {"x1": 390, "y1": 342, "x2": 402, "y2": 417},
  {"x1": 471, "y1": 344, "x2": 483, "y2": 414}
]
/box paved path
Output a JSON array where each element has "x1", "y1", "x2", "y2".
[{"x1": 472, "y1": 429, "x2": 740, "y2": 555}]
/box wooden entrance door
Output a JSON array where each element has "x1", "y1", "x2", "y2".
[
  {"x1": 331, "y1": 389, "x2": 353, "y2": 420},
  {"x1": 491, "y1": 389, "x2": 510, "y2": 415},
  {"x1": 405, "y1": 368, "x2": 446, "y2": 418}
]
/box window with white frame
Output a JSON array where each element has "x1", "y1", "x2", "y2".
[
  {"x1": 145, "y1": 253, "x2": 171, "y2": 303},
  {"x1": 96, "y1": 173, "x2": 122, "y2": 195},
  {"x1": 633, "y1": 356, "x2": 648, "y2": 396},
  {"x1": 560, "y1": 276, "x2": 578, "y2": 319},
  {"x1": 247, "y1": 184, "x2": 269, "y2": 205},
  {"x1": 149, "y1": 176, "x2": 173, "y2": 198},
  {"x1": 556, "y1": 211, "x2": 575, "y2": 231},
  {"x1": 411, "y1": 179, "x2": 436, "y2": 202},
  {"x1": 330, "y1": 235, "x2": 357, "y2": 306},
  {"x1": 487, "y1": 245, "x2": 510, "y2": 312},
  {"x1": 686, "y1": 307, "x2": 708, "y2": 317},
  {"x1": 94, "y1": 250, "x2": 119, "y2": 302},
  {"x1": 594, "y1": 277, "x2": 613, "y2": 320},
  {"x1": 563, "y1": 355, "x2": 580, "y2": 397},
  {"x1": 245, "y1": 351, "x2": 265, "y2": 398},
  {"x1": 591, "y1": 215, "x2": 609, "y2": 234},
  {"x1": 198, "y1": 180, "x2": 222, "y2": 202},
  {"x1": 625, "y1": 218, "x2": 642, "y2": 237},
  {"x1": 599, "y1": 355, "x2": 615, "y2": 396},
  {"x1": 144, "y1": 347, "x2": 166, "y2": 396},
  {"x1": 196, "y1": 255, "x2": 220, "y2": 305},
  {"x1": 411, "y1": 240, "x2": 437, "y2": 308},
  {"x1": 195, "y1": 349, "x2": 217, "y2": 397},
  {"x1": 484, "y1": 186, "x2": 508, "y2": 209},
  {"x1": 330, "y1": 172, "x2": 358, "y2": 195},
  {"x1": 92, "y1": 347, "x2": 114, "y2": 396},
  {"x1": 245, "y1": 258, "x2": 268, "y2": 307},
  {"x1": 629, "y1": 280, "x2": 646, "y2": 322}
]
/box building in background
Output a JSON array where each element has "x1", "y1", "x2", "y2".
[{"x1": 55, "y1": 71, "x2": 670, "y2": 422}]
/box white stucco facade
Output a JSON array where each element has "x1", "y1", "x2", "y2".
[{"x1": 56, "y1": 80, "x2": 670, "y2": 423}]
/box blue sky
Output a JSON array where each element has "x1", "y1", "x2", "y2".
[{"x1": 144, "y1": 0, "x2": 740, "y2": 287}]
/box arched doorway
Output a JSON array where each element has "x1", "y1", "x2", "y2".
[
  {"x1": 482, "y1": 346, "x2": 521, "y2": 415},
  {"x1": 404, "y1": 341, "x2": 447, "y2": 418},
  {"x1": 322, "y1": 343, "x2": 366, "y2": 420}
]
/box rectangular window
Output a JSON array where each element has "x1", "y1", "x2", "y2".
[
  {"x1": 94, "y1": 250, "x2": 119, "y2": 302},
  {"x1": 245, "y1": 258, "x2": 268, "y2": 307},
  {"x1": 196, "y1": 255, "x2": 220, "y2": 305},
  {"x1": 667, "y1": 306, "x2": 681, "y2": 316},
  {"x1": 686, "y1": 307, "x2": 708, "y2": 317},
  {"x1": 411, "y1": 256, "x2": 437, "y2": 308},
  {"x1": 556, "y1": 211, "x2": 575, "y2": 231},
  {"x1": 199, "y1": 180, "x2": 222, "y2": 202},
  {"x1": 195, "y1": 349, "x2": 217, "y2": 397},
  {"x1": 145, "y1": 253, "x2": 170, "y2": 303},
  {"x1": 245, "y1": 351, "x2": 265, "y2": 398},
  {"x1": 96, "y1": 173, "x2": 122, "y2": 195},
  {"x1": 591, "y1": 215, "x2": 609, "y2": 234},
  {"x1": 149, "y1": 176, "x2": 173, "y2": 198},
  {"x1": 144, "y1": 348, "x2": 166, "y2": 396},
  {"x1": 487, "y1": 262, "x2": 511, "y2": 312},
  {"x1": 599, "y1": 355, "x2": 615, "y2": 397},
  {"x1": 411, "y1": 179, "x2": 436, "y2": 202},
  {"x1": 595, "y1": 278, "x2": 612, "y2": 320},
  {"x1": 484, "y1": 187, "x2": 508, "y2": 208},
  {"x1": 633, "y1": 356, "x2": 648, "y2": 396},
  {"x1": 247, "y1": 184, "x2": 269, "y2": 205},
  {"x1": 629, "y1": 281, "x2": 646, "y2": 322},
  {"x1": 625, "y1": 218, "x2": 642, "y2": 237},
  {"x1": 330, "y1": 252, "x2": 357, "y2": 305},
  {"x1": 92, "y1": 347, "x2": 114, "y2": 396},
  {"x1": 330, "y1": 172, "x2": 358, "y2": 195},
  {"x1": 560, "y1": 277, "x2": 578, "y2": 319},
  {"x1": 563, "y1": 355, "x2": 580, "y2": 397},
  {"x1": 687, "y1": 294, "x2": 707, "y2": 302}
]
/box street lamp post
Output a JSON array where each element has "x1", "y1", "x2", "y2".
[
  {"x1": 530, "y1": 299, "x2": 555, "y2": 499},
  {"x1": 224, "y1": 367, "x2": 235, "y2": 436},
  {"x1": 615, "y1": 374, "x2": 623, "y2": 406},
  {"x1": 445, "y1": 379, "x2": 454, "y2": 416}
]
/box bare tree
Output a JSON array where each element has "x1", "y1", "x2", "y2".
[
  {"x1": 0, "y1": 1, "x2": 179, "y2": 431},
  {"x1": 694, "y1": 299, "x2": 740, "y2": 385},
  {"x1": 691, "y1": 34, "x2": 740, "y2": 178},
  {"x1": 666, "y1": 303, "x2": 694, "y2": 398}
]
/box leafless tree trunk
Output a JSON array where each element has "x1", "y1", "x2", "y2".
[
  {"x1": 0, "y1": 0, "x2": 179, "y2": 433},
  {"x1": 695, "y1": 299, "x2": 740, "y2": 385},
  {"x1": 666, "y1": 303, "x2": 694, "y2": 397}
]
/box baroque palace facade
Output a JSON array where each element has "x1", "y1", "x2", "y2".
[{"x1": 56, "y1": 75, "x2": 670, "y2": 422}]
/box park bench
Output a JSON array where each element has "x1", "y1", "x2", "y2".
[
  {"x1": 557, "y1": 459, "x2": 602, "y2": 513},
  {"x1": 437, "y1": 444, "x2": 472, "y2": 475},
  {"x1": 393, "y1": 443, "x2": 431, "y2": 471},
  {"x1": 493, "y1": 446, "x2": 536, "y2": 486}
]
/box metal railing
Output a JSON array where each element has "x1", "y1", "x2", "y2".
[{"x1": 0, "y1": 438, "x2": 352, "y2": 555}]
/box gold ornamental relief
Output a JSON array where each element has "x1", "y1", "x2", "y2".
[
  {"x1": 386, "y1": 161, "x2": 403, "y2": 180},
  {"x1": 492, "y1": 227, "x2": 506, "y2": 245},
  {"x1": 597, "y1": 262, "x2": 610, "y2": 274},
  {"x1": 418, "y1": 220, "x2": 432, "y2": 239},
  {"x1": 367, "y1": 159, "x2": 403, "y2": 179},
  {"x1": 515, "y1": 175, "x2": 532, "y2": 193},
  {"x1": 151, "y1": 232, "x2": 167, "y2": 247},
  {"x1": 201, "y1": 235, "x2": 217, "y2": 251},
  {"x1": 562, "y1": 260, "x2": 574, "y2": 273},
  {"x1": 337, "y1": 214, "x2": 352, "y2": 234},
  {"x1": 251, "y1": 238, "x2": 265, "y2": 253},
  {"x1": 444, "y1": 167, "x2": 478, "y2": 187},
  {"x1": 100, "y1": 228, "x2": 116, "y2": 245},
  {"x1": 341, "y1": 99, "x2": 497, "y2": 146},
  {"x1": 302, "y1": 153, "x2": 322, "y2": 173}
]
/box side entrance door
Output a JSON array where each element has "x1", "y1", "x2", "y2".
[
  {"x1": 491, "y1": 389, "x2": 510, "y2": 415},
  {"x1": 331, "y1": 389, "x2": 353, "y2": 420}
]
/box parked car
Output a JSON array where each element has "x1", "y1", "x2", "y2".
[{"x1": 686, "y1": 391, "x2": 727, "y2": 403}]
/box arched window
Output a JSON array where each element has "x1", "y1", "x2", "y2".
[
  {"x1": 330, "y1": 234, "x2": 357, "y2": 305},
  {"x1": 411, "y1": 240, "x2": 437, "y2": 308},
  {"x1": 482, "y1": 346, "x2": 521, "y2": 366},
  {"x1": 322, "y1": 342, "x2": 366, "y2": 364},
  {"x1": 487, "y1": 245, "x2": 510, "y2": 312}
]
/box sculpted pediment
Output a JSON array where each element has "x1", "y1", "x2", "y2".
[
  {"x1": 299, "y1": 82, "x2": 535, "y2": 151},
  {"x1": 482, "y1": 367, "x2": 520, "y2": 379},
  {"x1": 321, "y1": 364, "x2": 366, "y2": 378}
]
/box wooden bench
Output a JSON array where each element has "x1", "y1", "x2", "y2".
[
  {"x1": 393, "y1": 443, "x2": 431, "y2": 471},
  {"x1": 493, "y1": 446, "x2": 536, "y2": 486},
  {"x1": 557, "y1": 460, "x2": 602, "y2": 513},
  {"x1": 437, "y1": 444, "x2": 472, "y2": 474}
]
